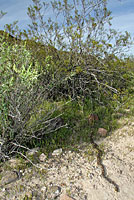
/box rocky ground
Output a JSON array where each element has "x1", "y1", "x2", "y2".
[{"x1": 0, "y1": 114, "x2": 134, "y2": 200}]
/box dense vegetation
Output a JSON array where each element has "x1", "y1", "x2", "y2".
[{"x1": 0, "y1": 0, "x2": 134, "y2": 162}]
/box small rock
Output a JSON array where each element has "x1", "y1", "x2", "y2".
[
  {"x1": 52, "y1": 148, "x2": 62, "y2": 156},
  {"x1": 2, "y1": 188, "x2": 6, "y2": 192},
  {"x1": 60, "y1": 193, "x2": 75, "y2": 200},
  {"x1": 131, "y1": 122, "x2": 134, "y2": 126},
  {"x1": 8, "y1": 158, "x2": 22, "y2": 168},
  {"x1": 39, "y1": 153, "x2": 47, "y2": 162},
  {"x1": 97, "y1": 128, "x2": 107, "y2": 137},
  {"x1": 1, "y1": 171, "x2": 18, "y2": 186},
  {"x1": 41, "y1": 186, "x2": 47, "y2": 193},
  {"x1": 89, "y1": 173, "x2": 94, "y2": 179},
  {"x1": 0, "y1": 137, "x2": 4, "y2": 145},
  {"x1": 27, "y1": 147, "x2": 39, "y2": 156}
]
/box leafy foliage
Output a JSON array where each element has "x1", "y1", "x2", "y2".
[{"x1": 0, "y1": 33, "x2": 68, "y2": 161}]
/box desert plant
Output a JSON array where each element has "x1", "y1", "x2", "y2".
[
  {"x1": 23, "y1": 0, "x2": 132, "y2": 101},
  {"x1": 0, "y1": 33, "x2": 68, "y2": 161},
  {"x1": 4, "y1": 0, "x2": 132, "y2": 104}
]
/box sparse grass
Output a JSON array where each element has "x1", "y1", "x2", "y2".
[
  {"x1": 84, "y1": 146, "x2": 95, "y2": 162},
  {"x1": 39, "y1": 91, "x2": 134, "y2": 155}
]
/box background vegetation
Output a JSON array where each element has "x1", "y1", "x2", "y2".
[{"x1": 0, "y1": 0, "x2": 134, "y2": 162}]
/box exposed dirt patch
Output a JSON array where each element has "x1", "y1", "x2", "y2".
[{"x1": 0, "y1": 116, "x2": 134, "y2": 200}]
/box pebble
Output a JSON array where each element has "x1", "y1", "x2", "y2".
[
  {"x1": 60, "y1": 193, "x2": 75, "y2": 200},
  {"x1": 97, "y1": 128, "x2": 107, "y2": 137},
  {"x1": 39, "y1": 153, "x2": 47, "y2": 162},
  {"x1": 52, "y1": 148, "x2": 63, "y2": 156}
]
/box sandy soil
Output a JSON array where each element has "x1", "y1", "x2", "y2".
[{"x1": 0, "y1": 116, "x2": 134, "y2": 200}]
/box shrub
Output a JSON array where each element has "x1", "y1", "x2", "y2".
[{"x1": 0, "y1": 33, "x2": 67, "y2": 161}]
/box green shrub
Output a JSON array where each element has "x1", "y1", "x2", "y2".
[{"x1": 0, "y1": 34, "x2": 67, "y2": 161}]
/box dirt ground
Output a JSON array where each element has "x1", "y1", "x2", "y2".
[{"x1": 0, "y1": 115, "x2": 134, "y2": 200}]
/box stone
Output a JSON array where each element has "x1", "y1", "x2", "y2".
[
  {"x1": 131, "y1": 122, "x2": 134, "y2": 126},
  {"x1": 0, "y1": 137, "x2": 4, "y2": 146},
  {"x1": 60, "y1": 193, "x2": 75, "y2": 200},
  {"x1": 0, "y1": 171, "x2": 18, "y2": 186},
  {"x1": 97, "y1": 128, "x2": 107, "y2": 137},
  {"x1": 39, "y1": 153, "x2": 47, "y2": 162},
  {"x1": 27, "y1": 147, "x2": 39, "y2": 156},
  {"x1": 52, "y1": 148, "x2": 62, "y2": 156}
]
